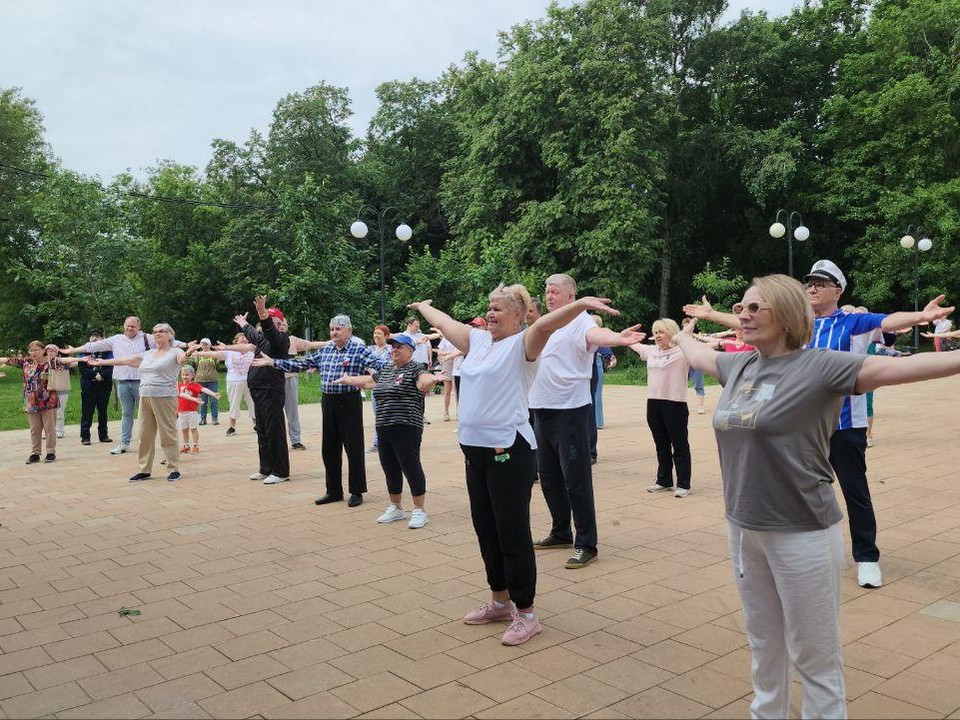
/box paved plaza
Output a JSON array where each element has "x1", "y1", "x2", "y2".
[{"x1": 1, "y1": 380, "x2": 960, "y2": 719}]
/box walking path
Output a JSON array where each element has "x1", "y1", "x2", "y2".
[{"x1": 1, "y1": 381, "x2": 959, "y2": 719}]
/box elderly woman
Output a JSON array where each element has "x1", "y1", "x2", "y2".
[
  {"x1": 87, "y1": 323, "x2": 189, "y2": 482},
  {"x1": 628, "y1": 319, "x2": 692, "y2": 497},
  {"x1": 408, "y1": 285, "x2": 618, "y2": 646},
  {"x1": 367, "y1": 324, "x2": 393, "y2": 452},
  {"x1": 0, "y1": 342, "x2": 84, "y2": 463},
  {"x1": 194, "y1": 333, "x2": 256, "y2": 436},
  {"x1": 675, "y1": 274, "x2": 960, "y2": 719},
  {"x1": 336, "y1": 333, "x2": 445, "y2": 529}
]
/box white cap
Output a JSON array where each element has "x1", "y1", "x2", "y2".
[
  {"x1": 804, "y1": 260, "x2": 847, "y2": 293},
  {"x1": 200, "y1": 337, "x2": 212, "y2": 346}
]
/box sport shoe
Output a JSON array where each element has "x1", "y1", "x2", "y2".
[
  {"x1": 263, "y1": 474, "x2": 290, "y2": 485},
  {"x1": 291, "y1": 442, "x2": 306, "y2": 450},
  {"x1": 565, "y1": 548, "x2": 597, "y2": 569},
  {"x1": 191, "y1": 445, "x2": 200, "y2": 454},
  {"x1": 56, "y1": 430, "x2": 65, "y2": 439},
  {"x1": 365, "y1": 445, "x2": 377, "y2": 454},
  {"x1": 110, "y1": 444, "x2": 129, "y2": 455},
  {"x1": 249, "y1": 472, "x2": 268, "y2": 481},
  {"x1": 44, "y1": 453, "x2": 56, "y2": 463},
  {"x1": 647, "y1": 483, "x2": 673, "y2": 493},
  {"x1": 463, "y1": 600, "x2": 515, "y2": 625},
  {"x1": 857, "y1": 561, "x2": 883, "y2": 588},
  {"x1": 697, "y1": 407, "x2": 705, "y2": 415},
  {"x1": 866, "y1": 436, "x2": 874, "y2": 448},
  {"x1": 180, "y1": 445, "x2": 190, "y2": 454},
  {"x1": 225, "y1": 427, "x2": 236, "y2": 436},
  {"x1": 25, "y1": 454, "x2": 40, "y2": 464},
  {"x1": 128, "y1": 472, "x2": 151, "y2": 482},
  {"x1": 408, "y1": 508, "x2": 428, "y2": 529},
  {"x1": 675, "y1": 488, "x2": 690, "y2": 498},
  {"x1": 501, "y1": 611, "x2": 542, "y2": 646},
  {"x1": 377, "y1": 504, "x2": 406, "y2": 524},
  {"x1": 533, "y1": 535, "x2": 573, "y2": 550},
  {"x1": 167, "y1": 471, "x2": 181, "y2": 482}
]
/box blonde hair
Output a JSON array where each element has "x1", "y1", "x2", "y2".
[
  {"x1": 751, "y1": 274, "x2": 814, "y2": 350},
  {"x1": 651, "y1": 318, "x2": 681, "y2": 338},
  {"x1": 233, "y1": 332, "x2": 246, "y2": 345},
  {"x1": 591, "y1": 314, "x2": 603, "y2": 328},
  {"x1": 27, "y1": 340, "x2": 45, "y2": 351},
  {"x1": 545, "y1": 273, "x2": 577, "y2": 295},
  {"x1": 488, "y1": 283, "x2": 532, "y2": 319},
  {"x1": 152, "y1": 323, "x2": 175, "y2": 340},
  {"x1": 841, "y1": 304, "x2": 857, "y2": 313}
]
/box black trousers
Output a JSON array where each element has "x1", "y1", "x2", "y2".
[
  {"x1": 251, "y1": 386, "x2": 289, "y2": 478},
  {"x1": 829, "y1": 427, "x2": 878, "y2": 562},
  {"x1": 80, "y1": 381, "x2": 111, "y2": 441},
  {"x1": 377, "y1": 424, "x2": 426, "y2": 497},
  {"x1": 646, "y1": 399, "x2": 691, "y2": 490},
  {"x1": 321, "y1": 393, "x2": 366, "y2": 497},
  {"x1": 589, "y1": 361, "x2": 600, "y2": 460},
  {"x1": 532, "y1": 405, "x2": 598, "y2": 553},
  {"x1": 461, "y1": 434, "x2": 537, "y2": 609}
]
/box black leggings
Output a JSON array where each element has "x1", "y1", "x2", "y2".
[
  {"x1": 646, "y1": 399, "x2": 691, "y2": 490},
  {"x1": 377, "y1": 424, "x2": 426, "y2": 497},
  {"x1": 461, "y1": 433, "x2": 537, "y2": 609}
]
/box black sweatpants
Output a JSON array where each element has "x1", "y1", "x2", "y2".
[
  {"x1": 646, "y1": 399, "x2": 691, "y2": 490},
  {"x1": 377, "y1": 424, "x2": 426, "y2": 497},
  {"x1": 532, "y1": 404, "x2": 598, "y2": 553},
  {"x1": 321, "y1": 392, "x2": 366, "y2": 498},
  {"x1": 251, "y1": 386, "x2": 289, "y2": 478},
  {"x1": 829, "y1": 427, "x2": 879, "y2": 562},
  {"x1": 461, "y1": 433, "x2": 538, "y2": 610},
  {"x1": 589, "y1": 358, "x2": 600, "y2": 460},
  {"x1": 80, "y1": 381, "x2": 111, "y2": 441}
]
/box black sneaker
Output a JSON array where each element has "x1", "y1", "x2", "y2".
[
  {"x1": 199, "y1": 420, "x2": 207, "y2": 426},
  {"x1": 99, "y1": 437, "x2": 113, "y2": 443},
  {"x1": 81, "y1": 438, "x2": 91, "y2": 446},
  {"x1": 291, "y1": 442, "x2": 306, "y2": 450},
  {"x1": 565, "y1": 548, "x2": 598, "y2": 569},
  {"x1": 44, "y1": 453, "x2": 56, "y2": 463},
  {"x1": 128, "y1": 472, "x2": 151, "y2": 482},
  {"x1": 533, "y1": 535, "x2": 574, "y2": 550},
  {"x1": 225, "y1": 427, "x2": 236, "y2": 437},
  {"x1": 211, "y1": 421, "x2": 219, "y2": 426},
  {"x1": 167, "y1": 471, "x2": 181, "y2": 482},
  {"x1": 26, "y1": 454, "x2": 40, "y2": 464}
]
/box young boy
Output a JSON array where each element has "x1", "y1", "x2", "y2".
[{"x1": 178, "y1": 365, "x2": 219, "y2": 454}]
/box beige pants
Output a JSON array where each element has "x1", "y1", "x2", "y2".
[
  {"x1": 28, "y1": 409, "x2": 56, "y2": 456},
  {"x1": 138, "y1": 396, "x2": 179, "y2": 473}
]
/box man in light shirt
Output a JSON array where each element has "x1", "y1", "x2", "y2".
[{"x1": 529, "y1": 274, "x2": 645, "y2": 568}]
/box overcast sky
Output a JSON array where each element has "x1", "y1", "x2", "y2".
[{"x1": 3, "y1": 0, "x2": 795, "y2": 180}]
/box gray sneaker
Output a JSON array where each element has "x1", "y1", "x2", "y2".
[{"x1": 110, "y1": 444, "x2": 129, "y2": 455}]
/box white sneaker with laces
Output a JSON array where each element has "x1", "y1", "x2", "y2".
[
  {"x1": 674, "y1": 488, "x2": 690, "y2": 498},
  {"x1": 249, "y1": 472, "x2": 267, "y2": 481},
  {"x1": 857, "y1": 561, "x2": 882, "y2": 588},
  {"x1": 377, "y1": 504, "x2": 406, "y2": 524},
  {"x1": 110, "y1": 444, "x2": 129, "y2": 455},
  {"x1": 647, "y1": 484, "x2": 673, "y2": 493},
  {"x1": 263, "y1": 475, "x2": 289, "y2": 485},
  {"x1": 408, "y1": 508, "x2": 428, "y2": 529}
]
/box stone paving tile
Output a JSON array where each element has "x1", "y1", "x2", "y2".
[
  {"x1": 0, "y1": 681, "x2": 90, "y2": 718},
  {"x1": 57, "y1": 692, "x2": 151, "y2": 719},
  {"x1": 266, "y1": 663, "x2": 355, "y2": 700},
  {"x1": 261, "y1": 691, "x2": 359, "y2": 719},
  {"x1": 330, "y1": 672, "x2": 420, "y2": 714},
  {"x1": 23, "y1": 655, "x2": 108, "y2": 690},
  {"x1": 399, "y1": 682, "x2": 495, "y2": 719},
  {"x1": 530, "y1": 673, "x2": 627, "y2": 716},
  {"x1": 197, "y1": 681, "x2": 292, "y2": 719}
]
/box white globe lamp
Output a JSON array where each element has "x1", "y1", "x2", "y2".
[
  {"x1": 395, "y1": 224, "x2": 413, "y2": 242},
  {"x1": 918, "y1": 237, "x2": 933, "y2": 252},
  {"x1": 350, "y1": 221, "x2": 368, "y2": 239},
  {"x1": 769, "y1": 222, "x2": 786, "y2": 239},
  {"x1": 900, "y1": 235, "x2": 915, "y2": 249},
  {"x1": 794, "y1": 225, "x2": 810, "y2": 242}
]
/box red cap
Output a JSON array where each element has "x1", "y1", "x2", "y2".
[
  {"x1": 266, "y1": 308, "x2": 285, "y2": 322},
  {"x1": 468, "y1": 316, "x2": 487, "y2": 328}
]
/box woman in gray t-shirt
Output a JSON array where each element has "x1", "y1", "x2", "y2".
[
  {"x1": 88, "y1": 323, "x2": 189, "y2": 482},
  {"x1": 675, "y1": 274, "x2": 960, "y2": 720}
]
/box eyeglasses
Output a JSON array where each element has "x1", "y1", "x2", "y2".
[
  {"x1": 804, "y1": 280, "x2": 839, "y2": 291},
  {"x1": 732, "y1": 302, "x2": 772, "y2": 316}
]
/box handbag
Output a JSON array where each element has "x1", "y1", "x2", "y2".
[{"x1": 46, "y1": 367, "x2": 71, "y2": 392}]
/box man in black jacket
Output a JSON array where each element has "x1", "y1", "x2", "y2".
[
  {"x1": 79, "y1": 330, "x2": 114, "y2": 446},
  {"x1": 236, "y1": 295, "x2": 291, "y2": 485}
]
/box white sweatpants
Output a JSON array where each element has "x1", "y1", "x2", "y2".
[
  {"x1": 226, "y1": 380, "x2": 255, "y2": 422},
  {"x1": 727, "y1": 521, "x2": 846, "y2": 720}
]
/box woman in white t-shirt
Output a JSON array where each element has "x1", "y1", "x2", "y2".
[
  {"x1": 407, "y1": 286, "x2": 619, "y2": 647},
  {"x1": 628, "y1": 318, "x2": 692, "y2": 497},
  {"x1": 88, "y1": 323, "x2": 189, "y2": 482},
  {"x1": 190, "y1": 333, "x2": 255, "y2": 436}
]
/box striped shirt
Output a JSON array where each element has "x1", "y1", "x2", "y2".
[
  {"x1": 83, "y1": 332, "x2": 157, "y2": 381},
  {"x1": 372, "y1": 362, "x2": 426, "y2": 427},
  {"x1": 808, "y1": 309, "x2": 886, "y2": 429},
  {"x1": 273, "y1": 341, "x2": 387, "y2": 394}
]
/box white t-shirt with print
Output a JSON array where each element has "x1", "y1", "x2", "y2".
[{"x1": 528, "y1": 311, "x2": 596, "y2": 409}]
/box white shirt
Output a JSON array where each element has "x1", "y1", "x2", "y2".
[
  {"x1": 457, "y1": 329, "x2": 539, "y2": 449},
  {"x1": 407, "y1": 331, "x2": 430, "y2": 365},
  {"x1": 224, "y1": 351, "x2": 254, "y2": 382},
  {"x1": 528, "y1": 311, "x2": 596, "y2": 409},
  {"x1": 84, "y1": 332, "x2": 157, "y2": 381}
]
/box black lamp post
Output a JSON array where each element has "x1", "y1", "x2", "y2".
[
  {"x1": 899, "y1": 225, "x2": 933, "y2": 351},
  {"x1": 768, "y1": 209, "x2": 810, "y2": 278},
  {"x1": 350, "y1": 207, "x2": 412, "y2": 323}
]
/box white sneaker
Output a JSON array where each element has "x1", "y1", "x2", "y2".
[
  {"x1": 56, "y1": 430, "x2": 65, "y2": 438},
  {"x1": 857, "y1": 562, "x2": 883, "y2": 588},
  {"x1": 110, "y1": 444, "x2": 129, "y2": 455},
  {"x1": 866, "y1": 436, "x2": 875, "y2": 448},
  {"x1": 647, "y1": 484, "x2": 673, "y2": 493},
  {"x1": 674, "y1": 488, "x2": 690, "y2": 498},
  {"x1": 376, "y1": 504, "x2": 406, "y2": 524},
  {"x1": 263, "y1": 475, "x2": 289, "y2": 485},
  {"x1": 697, "y1": 408, "x2": 705, "y2": 415},
  {"x1": 408, "y1": 508, "x2": 428, "y2": 529},
  {"x1": 249, "y1": 472, "x2": 267, "y2": 481}
]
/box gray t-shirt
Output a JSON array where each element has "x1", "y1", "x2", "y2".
[
  {"x1": 138, "y1": 349, "x2": 181, "y2": 398},
  {"x1": 714, "y1": 348, "x2": 865, "y2": 532}
]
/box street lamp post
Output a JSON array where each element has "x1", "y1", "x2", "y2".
[
  {"x1": 350, "y1": 207, "x2": 412, "y2": 324},
  {"x1": 768, "y1": 209, "x2": 810, "y2": 278},
  {"x1": 899, "y1": 225, "x2": 933, "y2": 351}
]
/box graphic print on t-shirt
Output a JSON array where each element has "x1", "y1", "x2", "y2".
[{"x1": 714, "y1": 382, "x2": 776, "y2": 430}]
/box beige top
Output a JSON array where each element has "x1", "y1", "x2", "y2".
[{"x1": 633, "y1": 344, "x2": 689, "y2": 403}]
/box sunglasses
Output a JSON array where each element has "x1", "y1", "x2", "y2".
[{"x1": 732, "y1": 301, "x2": 772, "y2": 315}]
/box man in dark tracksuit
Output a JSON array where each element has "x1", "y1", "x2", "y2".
[
  {"x1": 241, "y1": 298, "x2": 291, "y2": 484},
  {"x1": 79, "y1": 331, "x2": 113, "y2": 445}
]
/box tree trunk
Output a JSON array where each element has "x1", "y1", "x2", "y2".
[{"x1": 659, "y1": 225, "x2": 672, "y2": 317}]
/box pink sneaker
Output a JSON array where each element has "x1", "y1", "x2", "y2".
[
  {"x1": 462, "y1": 600, "x2": 514, "y2": 625},
  {"x1": 501, "y1": 611, "x2": 542, "y2": 646}
]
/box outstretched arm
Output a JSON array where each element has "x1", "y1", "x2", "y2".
[
  {"x1": 416, "y1": 371, "x2": 447, "y2": 393},
  {"x1": 178, "y1": 391, "x2": 203, "y2": 405},
  {"x1": 191, "y1": 350, "x2": 228, "y2": 360},
  {"x1": 672, "y1": 319, "x2": 720, "y2": 377},
  {"x1": 882, "y1": 295, "x2": 954, "y2": 333},
  {"x1": 683, "y1": 296, "x2": 741, "y2": 329},
  {"x1": 408, "y1": 300, "x2": 472, "y2": 355},
  {"x1": 88, "y1": 355, "x2": 142, "y2": 368},
  {"x1": 334, "y1": 373, "x2": 376, "y2": 390},
  {"x1": 586, "y1": 324, "x2": 646, "y2": 349},
  {"x1": 525, "y1": 298, "x2": 621, "y2": 360},
  {"x1": 855, "y1": 351, "x2": 960, "y2": 393}
]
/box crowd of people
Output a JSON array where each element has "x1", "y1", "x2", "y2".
[{"x1": 3, "y1": 258, "x2": 959, "y2": 718}]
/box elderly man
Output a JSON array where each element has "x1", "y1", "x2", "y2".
[
  {"x1": 529, "y1": 274, "x2": 645, "y2": 568},
  {"x1": 64, "y1": 316, "x2": 158, "y2": 455},
  {"x1": 257, "y1": 314, "x2": 387, "y2": 507},
  {"x1": 684, "y1": 259, "x2": 953, "y2": 589}
]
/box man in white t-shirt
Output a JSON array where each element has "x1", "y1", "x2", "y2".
[
  {"x1": 529, "y1": 274, "x2": 645, "y2": 568},
  {"x1": 405, "y1": 317, "x2": 431, "y2": 367}
]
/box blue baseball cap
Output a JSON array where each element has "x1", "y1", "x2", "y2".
[{"x1": 387, "y1": 333, "x2": 416, "y2": 350}]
